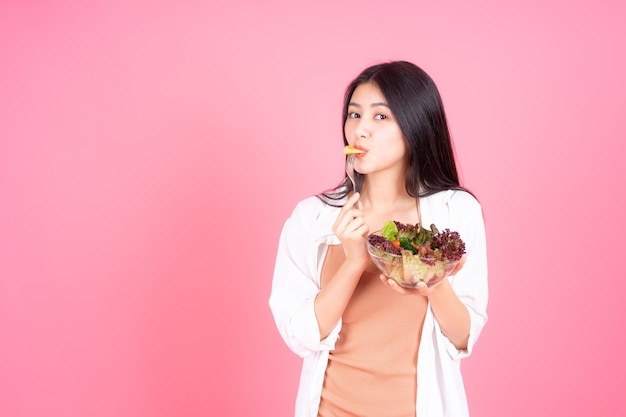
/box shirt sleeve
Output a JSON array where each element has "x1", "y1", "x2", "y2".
[
  {"x1": 439, "y1": 191, "x2": 489, "y2": 360},
  {"x1": 269, "y1": 199, "x2": 342, "y2": 358}
]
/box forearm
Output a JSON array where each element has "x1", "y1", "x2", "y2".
[
  {"x1": 314, "y1": 261, "x2": 363, "y2": 340},
  {"x1": 428, "y1": 278, "x2": 471, "y2": 350}
]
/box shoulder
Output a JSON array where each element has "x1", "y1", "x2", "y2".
[
  {"x1": 448, "y1": 189, "x2": 482, "y2": 211},
  {"x1": 422, "y1": 189, "x2": 484, "y2": 230},
  {"x1": 426, "y1": 189, "x2": 482, "y2": 211}
]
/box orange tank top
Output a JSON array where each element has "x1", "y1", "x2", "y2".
[{"x1": 317, "y1": 245, "x2": 428, "y2": 417}]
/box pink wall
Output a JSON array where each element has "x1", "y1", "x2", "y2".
[{"x1": 2, "y1": 1, "x2": 625, "y2": 416}]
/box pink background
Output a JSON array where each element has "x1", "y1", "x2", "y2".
[{"x1": 1, "y1": 1, "x2": 625, "y2": 416}]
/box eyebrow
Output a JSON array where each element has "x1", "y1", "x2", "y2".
[{"x1": 348, "y1": 101, "x2": 390, "y2": 108}]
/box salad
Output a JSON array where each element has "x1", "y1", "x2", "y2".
[{"x1": 367, "y1": 220, "x2": 466, "y2": 287}]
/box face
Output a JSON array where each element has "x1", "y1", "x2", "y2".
[{"x1": 344, "y1": 82, "x2": 408, "y2": 176}]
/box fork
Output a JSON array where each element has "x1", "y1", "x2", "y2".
[{"x1": 346, "y1": 154, "x2": 360, "y2": 208}]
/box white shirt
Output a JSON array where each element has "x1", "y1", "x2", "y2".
[{"x1": 269, "y1": 190, "x2": 488, "y2": 417}]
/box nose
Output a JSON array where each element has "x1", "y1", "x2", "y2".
[{"x1": 354, "y1": 118, "x2": 370, "y2": 139}]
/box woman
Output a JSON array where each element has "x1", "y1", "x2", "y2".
[{"x1": 269, "y1": 61, "x2": 488, "y2": 417}]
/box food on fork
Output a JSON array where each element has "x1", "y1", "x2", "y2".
[{"x1": 344, "y1": 145, "x2": 365, "y2": 155}]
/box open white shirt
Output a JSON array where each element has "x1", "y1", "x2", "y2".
[{"x1": 269, "y1": 190, "x2": 488, "y2": 417}]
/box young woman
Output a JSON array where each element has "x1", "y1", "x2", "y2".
[{"x1": 269, "y1": 61, "x2": 488, "y2": 417}]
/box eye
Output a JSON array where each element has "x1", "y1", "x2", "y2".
[
  {"x1": 348, "y1": 111, "x2": 360, "y2": 119},
  {"x1": 375, "y1": 113, "x2": 387, "y2": 120}
]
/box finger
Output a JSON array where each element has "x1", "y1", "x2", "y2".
[
  {"x1": 380, "y1": 275, "x2": 409, "y2": 295},
  {"x1": 335, "y1": 210, "x2": 365, "y2": 237},
  {"x1": 336, "y1": 199, "x2": 366, "y2": 227},
  {"x1": 352, "y1": 191, "x2": 361, "y2": 209},
  {"x1": 343, "y1": 192, "x2": 360, "y2": 211},
  {"x1": 335, "y1": 193, "x2": 361, "y2": 224},
  {"x1": 353, "y1": 222, "x2": 369, "y2": 238},
  {"x1": 345, "y1": 217, "x2": 368, "y2": 236},
  {"x1": 416, "y1": 281, "x2": 431, "y2": 296}
]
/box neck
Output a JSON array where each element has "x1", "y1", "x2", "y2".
[{"x1": 359, "y1": 172, "x2": 414, "y2": 212}]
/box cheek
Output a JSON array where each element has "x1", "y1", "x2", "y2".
[
  {"x1": 382, "y1": 130, "x2": 409, "y2": 160},
  {"x1": 384, "y1": 128, "x2": 406, "y2": 148},
  {"x1": 344, "y1": 123, "x2": 354, "y2": 141}
]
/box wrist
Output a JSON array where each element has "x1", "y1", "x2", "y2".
[
  {"x1": 425, "y1": 277, "x2": 452, "y2": 298},
  {"x1": 344, "y1": 258, "x2": 368, "y2": 273}
]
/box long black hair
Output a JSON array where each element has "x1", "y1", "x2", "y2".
[{"x1": 319, "y1": 61, "x2": 472, "y2": 206}]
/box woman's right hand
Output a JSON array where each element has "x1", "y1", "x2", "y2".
[{"x1": 332, "y1": 192, "x2": 370, "y2": 270}]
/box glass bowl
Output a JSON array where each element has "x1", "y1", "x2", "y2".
[{"x1": 367, "y1": 230, "x2": 461, "y2": 288}]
